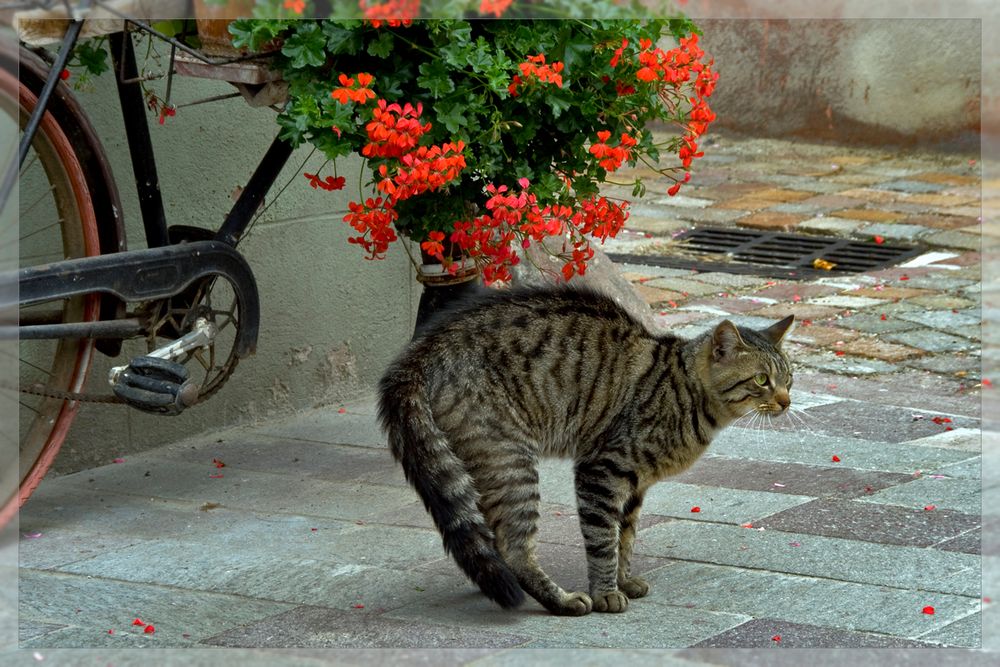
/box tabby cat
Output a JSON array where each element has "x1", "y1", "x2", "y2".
[{"x1": 378, "y1": 286, "x2": 793, "y2": 615}]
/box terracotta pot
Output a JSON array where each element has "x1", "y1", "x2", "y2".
[{"x1": 192, "y1": 0, "x2": 255, "y2": 56}]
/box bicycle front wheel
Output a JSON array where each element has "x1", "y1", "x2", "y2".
[{"x1": 0, "y1": 60, "x2": 101, "y2": 527}]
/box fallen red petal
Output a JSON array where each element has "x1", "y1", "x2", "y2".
[
  {"x1": 338, "y1": 408, "x2": 347, "y2": 414},
  {"x1": 874, "y1": 235, "x2": 885, "y2": 244},
  {"x1": 771, "y1": 634, "x2": 781, "y2": 642},
  {"x1": 690, "y1": 506, "x2": 701, "y2": 513},
  {"x1": 924, "y1": 505, "x2": 936, "y2": 511},
  {"x1": 900, "y1": 274, "x2": 910, "y2": 281},
  {"x1": 922, "y1": 606, "x2": 935, "y2": 615},
  {"x1": 880, "y1": 313, "x2": 887, "y2": 320},
  {"x1": 144, "y1": 624, "x2": 155, "y2": 634},
  {"x1": 831, "y1": 455, "x2": 841, "y2": 462},
  {"x1": 132, "y1": 618, "x2": 145, "y2": 626},
  {"x1": 108, "y1": 629, "x2": 114, "y2": 634},
  {"x1": 740, "y1": 522, "x2": 753, "y2": 528},
  {"x1": 212, "y1": 458, "x2": 225, "y2": 468},
  {"x1": 352, "y1": 603, "x2": 365, "y2": 609},
  {"x1": 113, "y1": 458, "x2": 125, "y2": 464}
]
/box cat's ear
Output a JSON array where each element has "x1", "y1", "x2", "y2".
[
  {"x1": 762, "y1": 315, "x2": 795, "y2": 347},
  {"x1": 712, "y1": 320, "x2": 746, "y2": 361}
]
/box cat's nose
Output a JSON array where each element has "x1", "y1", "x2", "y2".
[{"x1": 776, "y1": 391, "x2": 790, "y2": 412}]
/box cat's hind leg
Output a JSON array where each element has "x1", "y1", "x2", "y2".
[{"x1": 475, "y1": 448, "x2": 593, "y2": 616}]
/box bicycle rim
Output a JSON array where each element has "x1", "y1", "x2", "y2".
[{"x1": 0, "y1": 65, "x2": 100, "y2": 526}]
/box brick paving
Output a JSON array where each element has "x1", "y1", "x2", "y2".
[{"x1": 4, "y1": 132, "x2": 995, "y2": 665}]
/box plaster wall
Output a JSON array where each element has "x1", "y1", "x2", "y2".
[{"x1": 681, "y1": 0, "x2": 990, "y2": 147}]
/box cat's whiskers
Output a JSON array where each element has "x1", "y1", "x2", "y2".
[{"x1": 786, "y1": 405, "x2": 820, "y2": 439}]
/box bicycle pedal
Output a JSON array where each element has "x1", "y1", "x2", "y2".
[{"x1": 112, "y1": 356, "x2": 200, "y2": 416}]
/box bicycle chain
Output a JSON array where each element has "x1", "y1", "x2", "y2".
[
  {"x1": 10, "y1": 382, "x2": 123, "y2": 404},
  {"x1": 6, "y1": 352, "x2": 239, "y2": 407}
]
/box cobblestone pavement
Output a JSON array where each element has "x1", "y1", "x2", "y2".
[{"x1": 3, "y1": 133, "x2": 996, "y2": 665}]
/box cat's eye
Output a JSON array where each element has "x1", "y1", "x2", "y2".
[{"x1": 753, "y1": 373, "x2": 769, "y2": 386}]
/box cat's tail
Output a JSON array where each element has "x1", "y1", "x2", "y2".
[{"x1": 377, "y1": 362, "x2": 525, "y2": 610}]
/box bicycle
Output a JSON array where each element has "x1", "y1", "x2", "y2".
[{"x1": 1, "y1": 1, "x2": 300, "y2": 525}]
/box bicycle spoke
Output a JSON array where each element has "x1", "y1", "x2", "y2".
[
  {"x1": 20, "y1": 217, "x2": 64, "y2": 244},
  {"x1": 18, "y1": 183, "x2": 59, "y2": 221},
  {"x1": 191, "y1": 347, "x2": 211, "y2": 373},
  {"x1": 18, "y1": 355, "x2": 54, "y2": 377}
]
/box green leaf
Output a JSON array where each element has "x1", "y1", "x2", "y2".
[
  {"x1": 73, "y1": 40, "x2": 109, "y2": 77},
  {"x1": 544, "y1": 87, "x2": 575, "y2": 119},
  {"x1": 322, "y1": 20, "x2": 364, "y2": 55},
  {"x1": 417, "y1": 60, "x2": 455, "y2": 98},
  {"x1": 433, "y1": 101, "x2": 469, "y2": 135},
  {"x1": 559, "y1": 36, "x2": 592, "y2": 77},
  {"x1": 368, "y1": 31, "x2": 394, "y2": 58},
  {"x1": 282, "y1": 23, "x2": 327, "y2": 69},
  {"x1": 229, "y1": 19, "x2": 290, "y2": 52}
]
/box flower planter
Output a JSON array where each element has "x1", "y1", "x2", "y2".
[
  {"x1": 413, "y1": 249, "x2": 480, "y2": 335},
  {"x1": 192, "y1": 0, "x2": 255, "y2": 56}
]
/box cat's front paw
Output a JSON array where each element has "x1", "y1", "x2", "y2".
[
  {"x1": 551, "y1": 591, "x2": 593, "y2": 616},
  {"x1": 592, "y1": 590, "x2": 629, "y2": 613},
  {"x1": 619, "y1": 576, "x2": 650, "y2": 599}
]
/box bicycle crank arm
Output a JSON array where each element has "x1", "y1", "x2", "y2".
[
  {"x1": 107, "y1": 317, "x2": 217, "y2": 386},
  {"x1": 6, "y1": 240, "x2": 259, "y2": 358}
]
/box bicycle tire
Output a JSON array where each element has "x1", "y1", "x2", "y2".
[{"x1": 0, "y1": 57, "x2": 102, "y2": 527}]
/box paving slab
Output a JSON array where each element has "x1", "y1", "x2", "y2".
[
  {"x1": 916, "y1": 611, "x2": 983, "y2": 648},
  {"x1": 642, "y1": 561, "x2": 980, "y2": 639},
  {"x1": 893, "y1": 308, "x2": 981, "y2": 332},
  {"x1": 676, "y1": 456, "x2": 913, "y2": 500},
  {"x1": 858, "y1": 476, "x2": 981, "y2": 515},
  {"x1": 789, "y1": 350, "x2": 900, "y2": 375},
  {"x1": 832, "y1": 312, "x2": 922, "y2": 334},
  {"x1": 384, "y1": 579, "x2": 751, "y2": 648},
  {"x1": 709, "y1": 427, "x2": 976, "y2": 473},
  {"x1": 52, "y1": 459, "x2": 418, "y2": 522},
  {"x1": 924, "y1": 230, "x2": 983, "y2": 250},
  {"x1": 797, "y1": 216, "x2": 867, "y2": 235},
  {"x1": 636, "y1": 521, "x2": 980, "y2": 597},
  {"x1": 18, "y1": 569, "x2": 295, "y2": 648},
  {"x1": 201, "y1": 605, "x2": 529, "y2": 649},
  {"x1": 767, "y1": 399, "x2": 979, "y2": 444},
  {"x1": 639, "y1": 482, "x2": 813, "y2": 525},
  {"x1": 860, "y1": 222, "x2": 933, "y2": 241},
  {"x1": 754, "y1": 499, "x2": 980, "y2": 550},
  {"x1": 690, "y1": 618, "x2": 940, "y2": 648},
  {"x1": 874, "y1": 179, "x2": 950, "y2": 194},
  {"x1": 934, "y1": 529, "x2": 982, "y2": 555},
  {"x1": 883, "y1": 329, "x2": 979, "y2": 353}
]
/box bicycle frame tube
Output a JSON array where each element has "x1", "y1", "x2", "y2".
[
  {"x1": 215, "y1": 135, "x2": 296, "y2": 247},
  {"x1": 108, "y1": 30, "x2": 170, "y2": 248}
]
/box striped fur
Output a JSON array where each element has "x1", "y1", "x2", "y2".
[{"x1": 378, "y1": 286, "x2": 793, "y2": 615}]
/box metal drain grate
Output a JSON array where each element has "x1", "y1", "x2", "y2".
[{"x1": 609, "y1": 228, "x2": 923, "y2": 279}]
